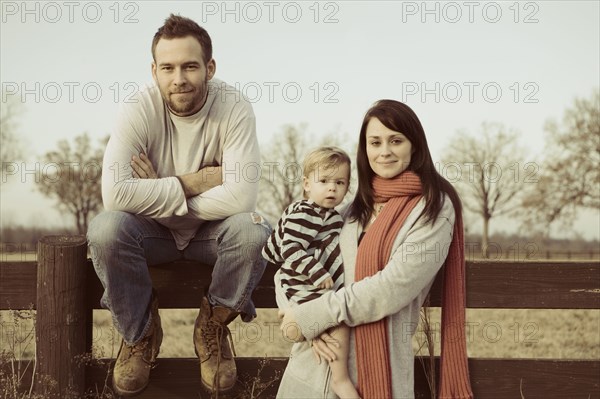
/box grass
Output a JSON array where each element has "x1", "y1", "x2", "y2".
[
  {"x1": 1, "y1": 250, "x2": 598, "y2": 398},
  {"x1": 90, "y1": 307, "x2": 600, "y2": 360},
  {"x1": 0, "y1": 309, "x2": 38, "y2": 399},
  {"x1": 415, "y1": 308, "x2": 600, "y2": 359},
  {"x1": 12, "y1": 308, "x2": 600, "y2": 363},
  {"x1": 0, "y1": 308, "x2": 118, "y2": 399},
  {"x1": 90, "y1": 308, "x2": 295, "y2": 359},
  {"x1": 1, "y1": 307, "x2": 599, "y2": 397},
  {"x1": 0, "y1": 308, "x2": 293, "y2": 398}
]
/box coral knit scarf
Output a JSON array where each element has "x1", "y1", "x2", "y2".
[{"x1": 354, "y1": 171, "x2": 473, "y2": 399}]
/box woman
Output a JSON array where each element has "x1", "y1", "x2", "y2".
[{"x1": 277, "y1": 100, "x2": 473, "y2": 398}]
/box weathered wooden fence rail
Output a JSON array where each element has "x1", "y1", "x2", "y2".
[{"x1": 1, "y1": 235, "x2": 599, "y2": 398}]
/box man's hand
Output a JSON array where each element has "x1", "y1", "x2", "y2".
[
  {"x1": 131, "y1": 153, "x2": 157, "y2": 179},
  {"x1": 196, "y1": 166, "x2": 223, "y2": 193},
  {"x1": 177, "y1": 166, "x2": 223, "y2": 198},
  {"x1": 131, "y1": 154, "x2": 222, "y2": 198}
]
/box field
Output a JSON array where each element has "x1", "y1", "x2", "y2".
[
  {"x1": 1, "y1": 254, "x2": 598, "y2": 398},
  {"x1": 2, "y1": 307, "x2": 598, "y2": 361},
  {"x1": 1, "y1": 252, "x2": 598, "y2": 359}
]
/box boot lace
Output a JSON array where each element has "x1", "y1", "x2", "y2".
[
  {"x1": 202, "y1": 319, "x2": 236, "y2": 399},
  {"x1": 123, "y1": 335, "x2": 157, "y2": 368}
]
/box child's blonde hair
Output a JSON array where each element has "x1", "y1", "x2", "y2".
[{"x1": 302, "y1": 146, "x2": 351, "y2": 199}]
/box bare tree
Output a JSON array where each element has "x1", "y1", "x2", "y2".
[
  {"x1": 521, "y1": 89, "x2": 600, "y2": 235},
  {"x1": 257, "y1": 124, "x2": 355, "y2": 223},
  {"x1": 257, "y1": 124, "x2": 309, "y2": 222},
  {"x1": 37, "y1": 133, "x2": 108, "y2": 234},
  {"x1": 1, "y1": 96, "x2": 24, "y2": 168},
  {"x1": 442, "y1": 123, "x2": 528, "y2": 258}
]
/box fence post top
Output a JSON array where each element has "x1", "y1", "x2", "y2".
[{"x1": 39, "y1": 235, "x2": 86, "y2": 247}]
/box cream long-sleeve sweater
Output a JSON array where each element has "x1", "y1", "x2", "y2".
[{"x1": 101, "y1": 79, "x2": 260, "y2": 249}]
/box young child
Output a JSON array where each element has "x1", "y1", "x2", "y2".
[{"x1": 262, "y1": 146, "x2": 360, "y2": 399}]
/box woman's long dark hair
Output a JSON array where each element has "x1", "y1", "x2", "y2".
[{"x1": 348, "y1": 99, "x2": 463, "y2": 227}]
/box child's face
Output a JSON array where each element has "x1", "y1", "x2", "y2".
[{"x1": 303, "y1": 163, "x2": 350, "y2": 209}]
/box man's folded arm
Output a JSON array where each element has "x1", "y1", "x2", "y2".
[
  {"x1": 186, "y1": 105, "x2": 260, "y2": 220},
  {"x1": 101, "y1": 107, "x2": 188, "y2": 218}
]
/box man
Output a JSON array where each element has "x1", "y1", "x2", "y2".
[{"x1": 87, "y1": 14, "x2": 270, "y2": 397}]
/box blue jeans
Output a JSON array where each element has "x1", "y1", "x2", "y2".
[{"x1": 87, "y1": 211, "x2": 271, "y2": 345}]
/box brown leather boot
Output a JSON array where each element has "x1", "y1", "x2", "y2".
[
  {"x1": 193, "y1": 296, "x2": 239, "y2": 393},
  {"x1": 112, "y1": 292, "x2": 162, "y2": 397}
]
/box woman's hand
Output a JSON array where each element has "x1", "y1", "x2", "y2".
[
  {"x1": 278, "y1": 308, "x2": 306, "y2": 342},
  {"x1": 311, "y1": 331, "x2": 340, "y2": 364}
]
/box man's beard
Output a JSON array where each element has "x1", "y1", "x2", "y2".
[{"x1": 164, "y1": 80, "x2": 208, "y2": 116}]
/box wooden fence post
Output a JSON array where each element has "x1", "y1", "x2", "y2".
[{"x1": 35, "y1": 236, "x2": 87, "y2": 397}]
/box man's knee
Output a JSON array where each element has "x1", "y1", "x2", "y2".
[
  {"x1": 248, "y1": 212, "x2": 271, "y2": 240},
  {"x1": 226, "y1": 212, "x2": 270, "y2": 238},
  {"x1": 222, "y1": 212, "x2": 271, "y2": 255},
  {"x1": 87, "y1": 211, "x2": 136, "y2": 248}
]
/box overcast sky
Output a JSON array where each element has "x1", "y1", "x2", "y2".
[{"x1": 1, "y1": 1, "x2": 599, "y2": 239}]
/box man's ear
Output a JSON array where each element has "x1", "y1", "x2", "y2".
[
  {"x1": 151, "y1": 62, "x2": 158, "y2": 83},
  {"x1": 206, "y1": 58, "x2": 216, "y2": 80}
]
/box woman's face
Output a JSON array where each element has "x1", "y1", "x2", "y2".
[{"x1": 366, "y1": 117, "x2": 413, "y2": 179}]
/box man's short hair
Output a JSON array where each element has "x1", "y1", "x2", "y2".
[{"x1": 152, "y1": 14, "x2": 213, "y2": 65}]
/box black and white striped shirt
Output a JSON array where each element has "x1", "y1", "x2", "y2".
[{"x1": 262, "y1": 200, "x2": 345, "y2": 304}]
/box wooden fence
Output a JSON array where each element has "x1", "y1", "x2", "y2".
[{"x1": 1, "y1": 235, "x2": 599, "y2": 398}]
